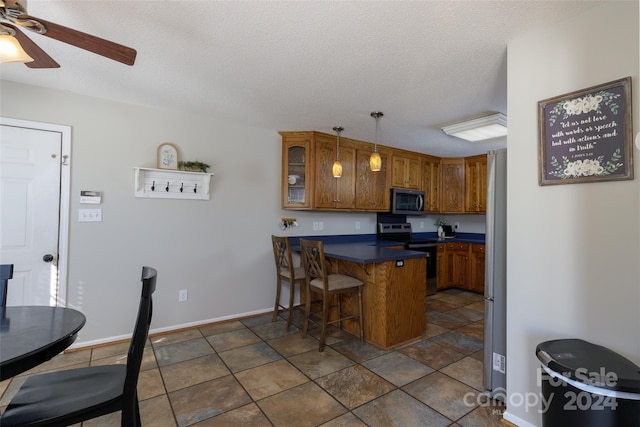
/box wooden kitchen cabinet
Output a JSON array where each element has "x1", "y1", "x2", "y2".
[
  {"x1": 465, "y1": 154, "x2": 487, "y2": 213},
  {"x1": 280, "y1": 133, "x2": 312, "y2": 209},
  {"x1": 355, "y1": 147, "x2": 391, "y2": 211},
  {"x1": 314, "y1": 135, "x2": 356, "y2": 209},
  {"x1": 443, "y1": 242, "x2": 469, "y2": 287},
  {"x1": 436, "y1": 242, "x2": 485, "y2": 293},
  {"x1": 469, "y1": 243, "x2": 485, "y2": 293},
  {"x1": 436, "y1": 244, "x2": 446, "y2": 290},
  {"x1": 422, "y1": 155, "x2": 440, "y2": 212},
  {"x1": 440, "y1": 158, "x2": 465, "y2": 213},
  {"x1": 281, "y1": 131, "x2": 488, "y2": 215},
  {"x1": 391, "y1": 153, "x2": 422, "y2": 189}
]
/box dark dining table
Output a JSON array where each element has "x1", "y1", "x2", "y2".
[{"x1": 0, "y1": 306, "x2": 86, "y2": 381}]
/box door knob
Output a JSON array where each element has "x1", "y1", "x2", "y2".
[{"x1": 43, "y1": 254, "x2": 55, "y2": 263}]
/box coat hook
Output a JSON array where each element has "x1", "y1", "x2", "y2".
[
  {"x1": 180, "y1": 183, "x2": 184, "y2": 193},
  {"x1": 165, "y1": 182, "x2": 170, "y2": 192},
  {"x1": 151, "y1": 181, "x2": 155, "y2": 191},
  {"x1": 193, "y1": 184, "x2": 197, "y2": 193}
]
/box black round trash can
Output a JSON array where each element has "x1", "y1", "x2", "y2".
[{"x1": 536, "y1": 339, "x2": 640, "y2": 427}]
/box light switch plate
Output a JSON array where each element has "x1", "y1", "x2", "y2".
[{"x1": 79, "y1": 209, "x2": 102, "y2": 222}]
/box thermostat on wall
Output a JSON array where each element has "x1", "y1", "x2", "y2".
[{"x1": 80, "y1": 191, "x2": 102, "y2": 204}]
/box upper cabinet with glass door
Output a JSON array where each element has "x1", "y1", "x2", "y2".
[{"x1": 280, "y1": 132, "x2": 312, "y2": 209}]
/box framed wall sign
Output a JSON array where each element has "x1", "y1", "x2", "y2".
[
  {"x1": 157, "y1": 143, "x2": 179, "y2": 170},
  {"x1": 538, "y1": 77, "x2": 633, "y2": 186}
]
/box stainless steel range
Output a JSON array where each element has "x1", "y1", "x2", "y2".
[{"x1": 377, "y1": 222, "x2": 438, "y2": 295}]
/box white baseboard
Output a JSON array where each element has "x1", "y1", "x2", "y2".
[
  {"x1": 69, "y1": 306, "x2": 273, "y2": 350},
  {"x1": 502, "y1": 410, "x2": 538, "y2": 427}
]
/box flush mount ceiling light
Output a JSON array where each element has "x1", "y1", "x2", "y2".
[
  {"x1": 370, "y1": 112, "x2": 383, "y2": 171},
  {"x1": 332, "y1": 126, "x2": 343, "y2": 178},
  {"x1": 442, "y1": 113, "x2": 507, "y2": 142}
]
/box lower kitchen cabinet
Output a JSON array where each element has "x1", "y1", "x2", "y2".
[
  {"x1": 469, "y1": 243, "x2": 485, "y2": 293},
  {"x1": 443, "y1": 242, "x2": 469, "y2": 287},
  {"x1": 436, "y1": 244, "x2": 446, "y2": 290},
  {"x1": 436, "y1": 242, "x2": 485, "y2": 293}
]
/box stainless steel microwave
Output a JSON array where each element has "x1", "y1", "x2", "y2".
[{"x1": 391, "y1": 188, "x2": 425, "y2": 215}]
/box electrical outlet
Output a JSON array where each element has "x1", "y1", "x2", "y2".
[
  {"x1": 454, "y1": 222, "x2": 460, "y2": 230},
  {"x1": 420, "y1": 221, "x2": 425, "y2": 229},
  {"x1": 493, "y1": 352, "x2": 506, "y2": 374},
  {"x1": 318, "y1": 221, "x2": 324, "y2": 230},
  {"x1": 355, "y1": 221, "x2": 361, "y2": 230},
  {"x1": 312, "y1": 221, "x2": 319, "y2": 231},
  {"x1": 178, "y1": 289, "x2": 188, "y2": 302}
]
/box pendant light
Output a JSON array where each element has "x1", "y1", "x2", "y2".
[
  {"x1": 332, "y1": 126, "x2": 344, "y2": 178},
  {"x1": 370, "y1": 112, "x2": 383, "y2": 171}
]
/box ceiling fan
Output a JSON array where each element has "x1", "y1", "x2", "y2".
[{"x1": 0, "y1": 0, "x2": 136, "y2": 68}]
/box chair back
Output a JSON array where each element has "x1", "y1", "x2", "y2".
[
  {"x1": 272, "y1": 235, "x2": 295, "y2": 277},
  {"x1": 299, "y1": 239, "x2": 327, "y2": 288},
  {"x1": 0, "y1": 264, "x2": 14, "y2": 308},
  {"x1": 123, "y1": 266, "x2": 157, "y2": 407}
]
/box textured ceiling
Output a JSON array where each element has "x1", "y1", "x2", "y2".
[{"x1": 0, "y1": 0, "x2": 605, "y2": 156}]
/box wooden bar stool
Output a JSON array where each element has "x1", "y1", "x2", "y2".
[
  {"x1": 271, "y1": 235, "x2": 305, "y2": 330},
  {"x1": 299, "y1": 238, "x2": 364, "y2": 352}
]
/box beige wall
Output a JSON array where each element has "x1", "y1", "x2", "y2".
[
  {"x1": 505, "y1": 2, "x2": 639, "y2": 426},
  {"x1": 2, "y1": 81, "x2": 485, "y2": 345}
]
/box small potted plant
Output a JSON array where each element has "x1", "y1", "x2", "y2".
[
  {"x1": 434, "y1": 218, "x2": 447, "y2": 238},
  {"x1": 178, "y1": 160, "x2": 210, "y2": 173}
]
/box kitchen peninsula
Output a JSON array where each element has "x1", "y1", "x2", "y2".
[{"x1": 292, "y1": 237, "x2": 427, "y2": 349}]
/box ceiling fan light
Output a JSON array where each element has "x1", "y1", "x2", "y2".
[
  {"x1": 442, "y1": 113, "x2": 507, "y2": 142},
  {"x1": 332, "y1": 160, "x2": 343, "y2": 178},
  {"x1": 369, "y1": 151, "x2": 382, "y2": 171},
  {"x1": 0, "y1": 34, "x2": 33, "y2": 63}
]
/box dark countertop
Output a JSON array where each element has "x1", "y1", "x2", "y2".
[
  {"x1": 320, "y1": 242, "x2": 427, "y2": 263},
  {"x1": 289, "y1": 232, "x2": 485, "y2": 264}
]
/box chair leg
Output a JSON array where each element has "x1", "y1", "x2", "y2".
[
  {"x1": 319, "y1": 295, "x2": 329, "y2": 352},
  {"x1": 302, "y1": 283, "x2": 311, "y2": 338},
  {"x1": 286, "y1": 280, "x2": 295, "y2": 331},
  {"x1": 134, "y1": 398, "x2": 141, "y2": 427},
  {"x1": 121, "y1": 397, "x2": 141, "y2": 427},
  {"x1": 272, "y1": 276, "x2": 282, "y2": 322},
  {"x1": 358, "y1": 287, "x2": 364, "y2": 341}
]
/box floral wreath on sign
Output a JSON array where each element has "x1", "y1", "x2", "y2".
[
  {"x1": 548, "y1": 150, "x2": 623, "y2": 179},
  {"x1": 546, "y1": 90, "x2": 621, "y2": 127},
  {"x1": 546, "y1": 90, "x2": 623, "y2": 179}
]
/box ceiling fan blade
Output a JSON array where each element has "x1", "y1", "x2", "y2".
[
  {"x1": 21, "y1": 14, "x2": 137, "y2": 66},
  {"x1": 2, "y1": 22, "x2": 59, "y2": 68}
]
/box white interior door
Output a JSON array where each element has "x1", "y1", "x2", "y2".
[{"x1": 0, "y1": 119, "x2": 70, "y2": 306}]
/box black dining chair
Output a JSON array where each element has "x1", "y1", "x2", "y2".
[
  {"x1": 0, "y1": 266, "x2": 157, "y2": 427},
  {"x1": 1, "y1": 264, "x2": 14, "y2": 307}
]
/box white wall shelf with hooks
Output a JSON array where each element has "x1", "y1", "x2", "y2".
[{"x1": 133, "y1": 167, "x2": 214, "y2": 200}]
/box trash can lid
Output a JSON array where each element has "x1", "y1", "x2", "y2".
[{"x1": 536, "y1": 338, "x2": 640, "y2": 393}]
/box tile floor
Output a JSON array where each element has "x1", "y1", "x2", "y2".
[{"x1": 0, "y1": 289, "x2": 505, "y2": 426}]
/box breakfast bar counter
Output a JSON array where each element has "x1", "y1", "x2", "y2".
[
  {"x1": 319, "y1": 242, "x2": 426, "y2": 263},
  {"x1": 293, "y1": 238, "x2": 427, "y2": 349}
]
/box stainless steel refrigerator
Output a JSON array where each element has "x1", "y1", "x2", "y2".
[{"x1": 484, "y1": 149, "x2": 507, "y2": 399}]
